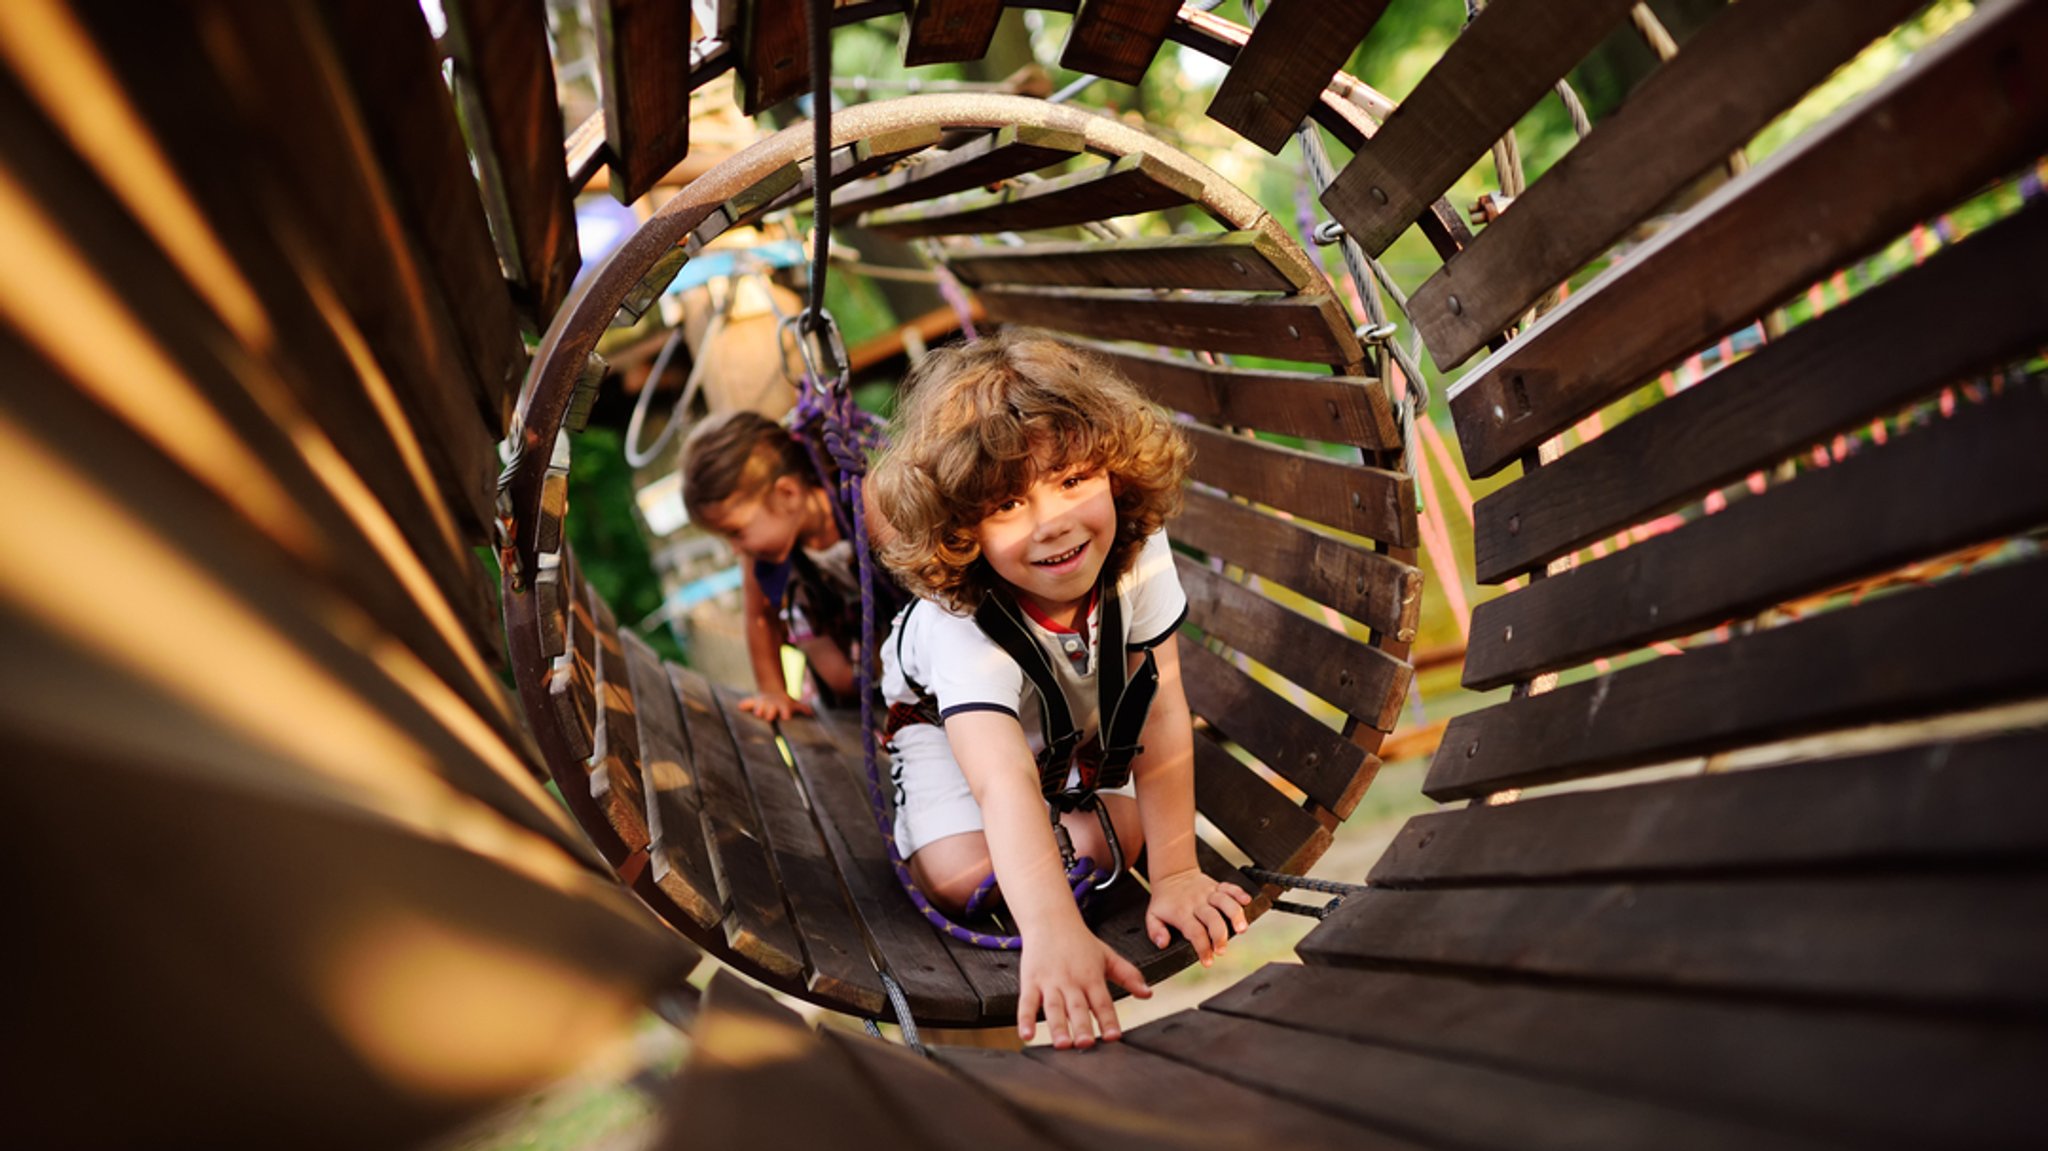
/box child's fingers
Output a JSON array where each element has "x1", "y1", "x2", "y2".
[
  {"x1": 1062, "y1": 990, "x2": 1099, "y2": 1049},
  {"x1": 1212, "y1": 887, "x2": 1251, "y2": 935},
  {"x1": 1017, "y1": 987, "x2": 1041, "y2": 1042},
  {"x1": 1084, "y1": 982, "x2": 1123, "y2": 1043},
  {"x1": 1144, "y1": 910, "x2": 1171, "y2": 950}
]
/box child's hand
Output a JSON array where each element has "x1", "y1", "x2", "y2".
[
  {"x1": 737, "y1": 691, "x2": 813, "y2": 722},
  {"x1": 1017, "y1": 919, "x2": 1151, "y2": 1050},
  {"x1": 1145, "y1": 869, "x2": 1251, "y2": 966}
]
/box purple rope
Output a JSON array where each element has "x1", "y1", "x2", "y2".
[{"x1": 934, "y1": 265, "x2": 980, "y2": 342}]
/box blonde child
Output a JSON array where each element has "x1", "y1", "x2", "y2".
[
  {"x1": 870, "y1": 331, "x2": 1250, "y2": 1050},
  {"x1": 682, "y1": 410, "x2": 869, "y2": 721}
]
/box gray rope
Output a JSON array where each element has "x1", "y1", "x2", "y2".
[
  {"x1": 879, "y1": 970, "x2": 924, "y2": 1054},
  {"x1": 1243, "y1": 867, "x2": 1370, "y2": 898}
]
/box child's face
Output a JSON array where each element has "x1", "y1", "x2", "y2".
[
  {"x1": 974, "y1": 459, "x2": 1116, "y2": 625},
  {"x1": 700, "y1": 476, "x2": 810, "y2": 564}
]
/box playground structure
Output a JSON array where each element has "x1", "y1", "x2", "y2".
[{"x1": 5, "y1": 1, "x2": 2046, "y2": 1148}]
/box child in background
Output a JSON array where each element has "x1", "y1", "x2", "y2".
[
  {"x1": 870, "y1": 330, "x2": 1250, "y2": 1050},
  {"x1": 682, "y1": 410, "x2": 871, "y2": 721}
]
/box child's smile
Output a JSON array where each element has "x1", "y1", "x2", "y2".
[{"x1": 975, "y1": 462, "x2": 1117, "y2": 629}]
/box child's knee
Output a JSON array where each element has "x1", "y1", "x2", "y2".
[{"x1": 909, "y1": 833, "x2": 994, "y2": 913}]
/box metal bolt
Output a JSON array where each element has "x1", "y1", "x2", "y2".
[
  {"x1": 1466, "y1": 739, "x2": 1480, "y2": 759},
  {"x1": 1447, "y1": 295, "x2": 1463, "y2": 315},
  {"x1": 1229, "y1": 259, "x2": 1247, "y2": 275},
  {"x1": 1350, "y1": 491, "x2": 1362, "y2": 508},
  {"x1": 1327, "y1": 399, "x2": 1341, "y2": 421},
  {"x1": 1286, "y1": 324, "x2": 1301, "y2": 339},
  {"x1": 1503, "y1": 625, "x2": 1513, "y2": 642},
  {"x1": 1369, "y1": 185, "x2": 1389, "y2": 206},
  {"x1": 1339, "y1": 669, "x2": 1355, "y2": 688},
  {"x1": 1507, "y1": 514, "x2": 1521, "y2": 535}
]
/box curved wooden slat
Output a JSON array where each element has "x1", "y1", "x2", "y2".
[
  {"x1": 1192, "y1": 733, "x2": 1332, "y2": 874},
  {"x1": 976, "y1": 285, "x2": 1358, "y2": 362},
  {"x1": 904, "y1": 0, "x2": 1006, "y2": 66},
  {"x1": 830, "y1": 124, "x2": 1087, "y2": 221},
  {"x1": 620, "y1": 629, "x2": 724, "y2": 929},
  {"x1": 1320, "y1": 0, "x2": 1639, "y2": 258},
  {"x1": 1171, "y1": 489, "x2": 1421, "y2": 642},
  {"x1": 592, "y1": 0, "x2": 695, "y2": 203},
  {"x1": 1178, "y1": 638, "x2": 1377, "y2": 816},
  {"x1": 1472, "y1": 201, "x2": 2048, "y2": 583},
  {"x1": 1464, "y1": 379, "x2": 2048, "y2": 689},
  {"x1": 1427, "y1": 557, "x2": 2048, "y2": 802},
  {"x1": 1410, "y1": 0, "x2": 1921, "y2": 369},
  {"x1": 1448, "y1": 0, "x2": 2048, "y2": 477},
  {"x1": 944, "y1": 230, "x2": 1313, "y2": 293},
  {"x1": 1207, "y1": 0, "x2": 1392, "y2": 154},
  {"x1": 1062, "y1": 0, "x2": 1179, "y2": 85},
  {"x1": 1087, "y1": 340, "x2": 1395, "y2": 449},
  {"x1": 859, "y1": 152, "x2": 1205, "y2": 238},
  {"x1": 1182, "y1": 424, "x2": 1417, "y2": 547}
]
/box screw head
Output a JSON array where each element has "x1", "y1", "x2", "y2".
[
  {"x1": 1448, "y1": 295, "x2": 1463, "y2": 315},
  {"x1": 1350, "y1": 491, "x2": 1363, "y2": 509},
  {"x1": 1508, "y1": 514, "x2": 1521, "y2": 535},
  {"x1": 1369, "y1": 186, "x2": 1389, "y2": 206},
  {"x1": 1503, "y1": 625, "x2": 1514, "y2": 642},
  {"x1": 1466, "y1": 739, "x2": 1480, "y2": 759}
]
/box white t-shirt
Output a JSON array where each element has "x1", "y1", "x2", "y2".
[{"x1": 881, "y1": 529, "x2": 1187, "y2": 756}]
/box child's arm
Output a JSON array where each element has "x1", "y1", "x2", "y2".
[
  {"x1": 736, "y1": 564, "x2": 811, "y2": 721},
  {"x1": 1129, "y1": 635, "x2": 1251, "y2": 964},
  {"x1": 944, "y1": 710, "x2": 1152, "y2": 1048}
]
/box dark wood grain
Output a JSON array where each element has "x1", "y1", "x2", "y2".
[
  {"x1": 1449, "y1": 0, "x2": 2048, "y2": 477},
  {"x1": 830, "y1": 125, "x2": 1087, "y2": 221},
  {"x1": 976, "y1": 285, "x2": 1358, "y2": 363},
  {"x1": 1466, "y1": 379, "x2": 2048, "y2": 688},
  {"x1": 1191, "y1": 732, "x2": 1331, "y2": 874},
  {"x1": 739, "y1": 0, "x2": 809, "y2": 115},
  {"x1": 586, "y1": 585, "x2": 653, "y2": 849},
  {"x1": 714, "y1": 688, "x2": 886, "y2": 1013},
  {"x1": 1082, "y1": 339, "x2": 1398, "y2": 450},
  {"x1": 1178, "y1": 639, "x2": 1375, "y2": 816},
  {"x1": 441, "y1": 0, "x2": 582, "y2": 328},
  {"x1": 1299, "y1": 876, "x2": 2048, "y2": 1013},
  {"x1": 1061, "y1": 0, "x2": 1179, "y2": 85},
  {"x1": 860, "y1": 152, "x2": 1203, "y2": 237},
  {"x1": 777, "y1": 712, "x2": 989, "y2": 1023},
  {"x1": 619, "y1": 630, "x2": 722, "y2": 929},
  {"x1": 1321, "y1": 0, "x2": 1639, "y2": 257},
  {"x1": 1412, "y1": 0, "x2": 1923, "y2": 368},
  {"x1": 1431, "y1": 555, "x2": 2048, "y2": 800},
  {"x1": 904, "y1": 0, "x2": 1007, "y2": 65},
  {"x1": 1128, "y1": 1009, "x2": 1829, "y2": 1151},
  {"x1": 1473, "y1": 200, "x2": 2048, "y2": 583},
  {"x1": 591, "y1": 0, "x2": 694, "y2": 204},
  {"x1": 318, "y1": 0, "x2": 527, "y2": 430},
  {"x1": 669, "y1": 665, "x2": 807, "y2": 980},
  {"x1": 1016, "y1": 1038, "x2": 1417, "y2": 1151},
  {"x1": 1207, "y1": 0, "x2": 1392, "y2": 153},
  {"x1": 1202, "y1": 964, "x2": 2048, "y2": 1151},
  {"x1": 821, "y1": 1029, "x2": 1061, "y2": 1151},
  {"x1": 1378, "y1": 730, "x2": 2048, "y2": 886},
  {"x1": 1179, "y1": 554, "x2": 1411, "y2": 735},
  {"x1": 1181, "y1": 424, "x2": 1417, "y2": 547},
  {"x1": 1170, "y1": 489, "x2": 1422, "y2": 642},
  {"x1": 944, "y1": 230, "x2": 1313, "y2": 293}
]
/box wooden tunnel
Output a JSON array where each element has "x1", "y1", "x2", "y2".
[{"x1": 3, "y1": 1, "x2": 2044, "y2": 1148}]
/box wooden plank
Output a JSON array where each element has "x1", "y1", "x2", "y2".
[
  {"x1": 1171, "y1": 489, "x2": 1422, "y2": 643},
  {"x1": 668, "y1": 664, "x2": 808, "y2": 981},
  {"x1": 619, "y1": 630, "x2": 722, "y2": 929},
  {"x1": 1465, "y1": 378, "x2": 2048, "y2": 689},
  {"x1": 1411, "y1": 0, "x2": 1924, "y2": 368},
  {"x1": 714, "y1": 686, "x2": 887, "y2": 1014},
  {"x1": 1473, "y1": 200, "x2": 2048, "y2": 583},
  {"x1": 1192, "y1": 732, "x2": 1330, "y2": 874},
  {"x1": 1202, "y1": 964, "x2": 2048, "y2": 1151},
  {"x1": 592, "y1": 0, "x2": 694, "y2": 204},
  {"x1": 935, "y1": 1048, "x2": 1223, "y2": 1151},
  {"x1": 546, "y1": 563, "x2": 597, "y2": 764},
  {"x1": 0, "y1": 64, "x2": 521, "y2": 747},
  {"x1": 319, "y1": 0, "x2": 527, "y2": 431},
  {"x1": 65, "y1": 3, "x2": 506, "y2": 563},
  {"x1": 443, "y1": 0, "x2": 581, "y2": 327},
  {"x1": 1449, "y1": 0, "x2": 2048, "y2": 477},
  {"x1": 668, "y1": 973, "x2": 923, "y2": 1149},
  {"x1": 1299, "y1": 876, "x2": 2048, "y2": 1012},
  {"x1": 822, "y1": 1030, "x2": 1071, "y2": 1151},
  {"x1": 944, "y1": 230, "x2": 1313, "y2": 293},
  {"x1": 1377, "y1": 730, "x2": 2048, "y2": 886},
  {"x1": 904, "y1": 0, "x2": 1006, "y2": 66},
  {"x1": 1128, "y1": 1010, "x2": 1830, "y2": 1151},
  {"x1": 1207, "y1": 0, "x2": 1392, "y2": 154},
  {"x1": 1427, "y1": 556, "x2": 2048, "y2": 801},
  {"x1": 739, "y1": 0, "x2": 808, "y2": 115},
  {"x1": 1179, "y1": 554, "x2": 1411, "y2": 735},
  {"x1": 1321, "y1": 0, "x2": 1639, "y2": 258},
  {"x1": 1061, "y1": 0, "x2": 1178, "y2": 85},
  {"x1": 830, "y1": 125, "x2": 1087, "y2": 221},
  {"x1": 1181, "y1": 424, "x2": 1418, "y2": 548},
  {"x1": 586, "y1": 584, "x2": 652, "y2": 849},
  {"x1": 976, "y1": 286, "x2": 1359, "y2": 364},
  {"x1": 1178, "y1": 639, "x2": 1375, "y2": 817},
  {"x1": 1079, "y1": 867, "x2": 1202, "y2": 991},
  {"x1": 1079, "y1": 339, "x2": 1399, "y2": 451},
  {"x1": 1014, "y1": 1037, "x2": 1418, "y2": 1151},
  {"x1": 859, "y1": 152, "x2": 1203, "y2": 238},
  {"x1": 777, "y1": 711, "x2": 989, "y2": 1024}
]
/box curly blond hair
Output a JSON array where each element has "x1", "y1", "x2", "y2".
[{"x1": 870, "y1": 330, "x2": 1190, "y2": 612}]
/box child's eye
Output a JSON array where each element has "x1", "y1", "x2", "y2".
[{"x1": 1061, "y1": 468, "x2": 1098, "y2": 490}]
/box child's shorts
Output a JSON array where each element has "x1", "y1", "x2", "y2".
[{"x1": 887, "y1": 722, "x2": 1137, "y2": 858}]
